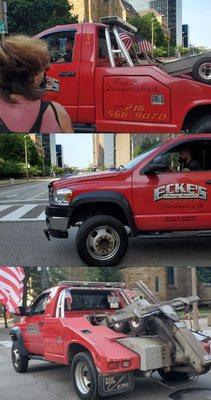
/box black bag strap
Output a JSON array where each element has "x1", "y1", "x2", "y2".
[
  {"x1": 29, "y1": 100, "x2": 50, "y2": 133},
  {"x1": 0, "y1": 119, "x2": 12, "y2": 133},
  {"x1": 49, "y1": 102, "x2": 61, "y2": 130}
]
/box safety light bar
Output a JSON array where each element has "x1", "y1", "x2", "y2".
[
  {"x1": 58, "y1": 281, "x2": 126, "y2": 288},
  {"x1": 100, "y1": 16, "x2": 137, "y2": 33}
]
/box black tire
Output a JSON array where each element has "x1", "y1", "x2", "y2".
[
  {"x1": 158, "y1": 369, "x2": 189, "y2": 382},
  {"x1": 192, "y1": 57, "x2": 211, "y2": 84},
  {"x1": 111, "y1": 311, "x2": 130, "y2": 333},
  {"x1": 190, "y1": 114, "x2": 211, "y2": 133},
  {"x1": 11, "y1": 341, "x2": 29, "y2": 373},
  {"x1": 76, "y1": 215, "x2": 128, "y2": 266},
  {"x1": 129, "y1": 316, "x2": 148, "y2": 336},
  {"x1": 71, "y1": 352, "x2": 99, "y2": 400}
]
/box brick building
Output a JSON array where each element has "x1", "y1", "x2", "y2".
[{"x1": 70, "y1": 0, "x2": 138, "y2": 23}]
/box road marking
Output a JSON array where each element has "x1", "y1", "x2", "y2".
[
  {"x1": 0, "y1": 341, "x2": 12, "y2": 348},
  {"x1": 28, "y1": 190, "x2": 49, "y2": 200},
  {"x1": 36, "y1": 211, "x2": 46, "y2": 221},
  {"x1": 0, "y1": 205, "x2": 46, "y2": 222},
  {"x1": 0, "y1": 205, "x2": 13, "y2": 212}
]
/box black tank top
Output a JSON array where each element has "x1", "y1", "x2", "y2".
[{"x1": 0, "y1": 100, "x2": 61, "y2": 133}]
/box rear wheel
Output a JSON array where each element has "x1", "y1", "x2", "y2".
[
  {"x1": 158, "y1": 368, "x2": 189, "y2": 382},
  {"x1": 11, "y1": 341, "x2": 29, "y2": 373},
  {"x1": 192, "y1": 57, "x2": 211, "y2": 84},
  {"x1": 76, "y1": 215, "x2": 128, "y2": 266},
  {"x1": 71, "y1": 352, "x2": 99, "y2": 400}
]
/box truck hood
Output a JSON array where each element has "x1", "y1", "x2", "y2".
[{"x1": 52, "y1": 170, "x2": 123, "y2": 188}]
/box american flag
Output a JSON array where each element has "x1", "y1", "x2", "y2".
[
  {"x1": 118, "y1": 29, "x2": 134, "y2": 51},
  {"x1": 124, "y1": 289, "x2": 137, "y2": 301},
  {"x1": 136, "y1": 35, "x2": 154, "y2": 54},
  {"x1": 0, "y1": 267, "x2": 25, "y2": 313}
]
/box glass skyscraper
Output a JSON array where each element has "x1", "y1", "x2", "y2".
[{"x1": 127, "y1": 0, "x2": 182, "y2": 46}]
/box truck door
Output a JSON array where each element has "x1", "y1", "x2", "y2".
[
  {"x1": 132, "y1": 139, "x2": 211, "y2": 231},
  {"x1": 94, "y1": 28, "x2": 171, "y2": 132},
  {"x1": 40, "y1": 28, "x2": 81, "y2": 122},
  {"x1": 23, "y1": 292, "x2": 50, "y2": 355}
]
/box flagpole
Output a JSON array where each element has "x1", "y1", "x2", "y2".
[{"x1": 3, "y1": 305, "x2": 8, "y2": 328}]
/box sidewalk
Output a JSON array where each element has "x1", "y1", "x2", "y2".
[{"x1": 0, "y1": 177, "x2": 51, "y2": 188}]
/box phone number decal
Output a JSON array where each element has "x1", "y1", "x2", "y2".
[{"x1": 106, "y1": 104, "x2": 168, "y2": 121}]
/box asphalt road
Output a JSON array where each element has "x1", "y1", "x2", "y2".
[
  {"x1": 1, "y1": 334, "x2": 211, "y2": 400},
  {"x1": 1, "y1": 180, "x2": 211, "y2": 267}
]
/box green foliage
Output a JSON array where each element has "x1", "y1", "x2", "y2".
[
  {"x1": 86, "y1": 267, "x2": 123, "y2": 283},
  {"x1": 0, "y1": 160, "x2": 26, "y2": 177},
  {"x1": 7, "y1": 0, "x2": 78, "y2": 36},
  {"x1": 22, "y1": 267, "x2": 71, "y2": 305},
  {"x1": 133, "y1": 138, "x2": 157, "y2": 158},
  {"x1": 0, "y1": 134, "x2": 39, "y2": 164},
  {"x1": 128, "y1": 13, "x2": 167, "y2": 48}
]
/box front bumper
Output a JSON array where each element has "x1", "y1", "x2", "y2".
[{"x1": 45, "y1": 205, "x2": 73, "y2": 239}]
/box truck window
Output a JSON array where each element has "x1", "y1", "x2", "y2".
[
  {"x1": 30, "y1": 292, "x2": 50, "y2": 315},
  {"x1": 42, "y1": 30, "x2": 76, "y2": 63},
  {"x1": 155, "y1": 140, "x2": 211, "y2": 172},
  {"x1": 64, "y1": 289, "x2": 122, "y2": 312}
]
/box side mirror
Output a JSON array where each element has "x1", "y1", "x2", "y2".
[
  {"x1": 14, "y1": 306, "x2": 30, "y2": 316},
  {"x1": 141, "y1": 156, "x2": 169, "y2": 175}
]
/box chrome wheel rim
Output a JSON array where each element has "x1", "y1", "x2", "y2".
[
  {"x1": 198, "y1": 63, "x2": 211, "y2": 80},
  {"x1": 75, "y1": 361, "x2": 91, "y2": 395},
  {"x1": 12, "y1": 347, "x2": 20, "y2": 368},
  {"x1": 131, "y1": 317, "x2": 140, "y2": 329},
  {"x1": 86, "y1": 226, "x2": 120, "y2": 261}
]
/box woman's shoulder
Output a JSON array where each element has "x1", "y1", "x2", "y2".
[{"x1": 49, "y1": 101, "x2": 74, "y2": 133}]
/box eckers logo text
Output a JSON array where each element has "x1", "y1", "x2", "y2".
[{"x1": 154, "y1": 183, "x2": 207, "y2": 201}]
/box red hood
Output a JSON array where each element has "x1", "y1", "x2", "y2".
[{"x1": 52, "y1": 170, "x2": 123, "y2": 188}]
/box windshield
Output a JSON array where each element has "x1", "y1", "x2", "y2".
[
  {"x1": 64, "y1": 289, "x2": 122, "y2": 311},
  {"x1": 121, "y1": 142, "x2": 161, "y2": 170}
]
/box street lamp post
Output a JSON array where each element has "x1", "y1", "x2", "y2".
[
  {"x1": 24, "y1": 135, "x2": 29, "y2": 180},
  {"x1": 151, "y1": 16, "x2": 157, "y2": 56}
]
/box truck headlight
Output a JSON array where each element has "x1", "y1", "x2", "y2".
[{"x1": 52, "y1": 188, "x2": 73, "y2": 206}]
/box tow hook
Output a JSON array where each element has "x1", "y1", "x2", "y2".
[{"x1": 44, "y1": 229, "x2": 51, "y2": 241}]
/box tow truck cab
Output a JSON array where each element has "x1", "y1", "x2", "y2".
[
  {"x1": 45, "y1": 134, "x2": 211, "y2": 266},
  {"x1": 36, "y1": 17, "x2": 211, "y2": 133}
]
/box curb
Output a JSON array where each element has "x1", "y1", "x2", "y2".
[{"x1": 0, "y1": 178, "x2": 51, "y2": 189}]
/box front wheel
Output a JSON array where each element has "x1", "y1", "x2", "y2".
[
  {"x1": 76, "y1": 215, "x2": 128, "y2": 266},
  {"x1": 71, "y1": 352, "x2": 99, "y2": 400},
  {"x1": 11, "y1": 341, "x2": 29, "y2": 373}
]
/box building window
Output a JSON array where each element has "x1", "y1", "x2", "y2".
[
  {"x1": 167, "y1": 267, "x2": 175, "y2": 285},
  {"x1": 155, "y1": 276, "x2": 160, "y2": 292}
]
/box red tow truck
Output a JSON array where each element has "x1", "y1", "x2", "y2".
[
  {"x1": 36, "y1": 17, "x2": 211, "y2": 133},
  {"x1": 10, "y1": 281, "x2": 211, "y2": 400},
  {"x1": 45, "y1": 134, "x2": 211, "y2": 266}
]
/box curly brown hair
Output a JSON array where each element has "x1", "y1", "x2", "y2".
[{"x1": 0, "y1": 35, "x2": 50, "y2": 103}]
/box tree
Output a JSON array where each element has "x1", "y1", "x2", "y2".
[
  {"x1": 128, "y1": 13, "x2": 167, "y2": 48},
  {"x1": 0, "y1": 134, "x2": 40, "y2": 165},
  {"x1": 86, "y1": 267, "x2": 123, "y2": 283},
  {"x1": 7, "y1": 0, "x2": 78, "y2": 36},
  {"x1": 133, "y1": 138, "x2": 157, "y2": 158},
  {"x1": 22, "y1": 267, "x2": 71, "y2": 305}
]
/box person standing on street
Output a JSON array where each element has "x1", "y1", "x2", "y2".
[{"x1": 0, "y1": 35, "x2": 74, "y2": 133}]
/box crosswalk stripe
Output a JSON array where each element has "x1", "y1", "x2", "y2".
[
  {"x1": 1, "y1": 204, "x2": 38, "y2": 221},
  {"x1": 0, "y1": 341, "x2": 12, "y2": 348},
  {"x1": 36, "y1": 211, "x2": 46, "y2": 221},
  {"x1": 0, "y1": 205, "x2": 13, "y2": 212}
]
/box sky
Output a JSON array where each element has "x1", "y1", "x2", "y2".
[
  {"x1": 56, "y1": 134, "x2": 93, "y2": 168},
  {"x1": 183, "y1": 0, "x2": 211, "y2": 48},
  {"x1": 56, "y1": 1, "x2": 211, "y2": 168}
]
